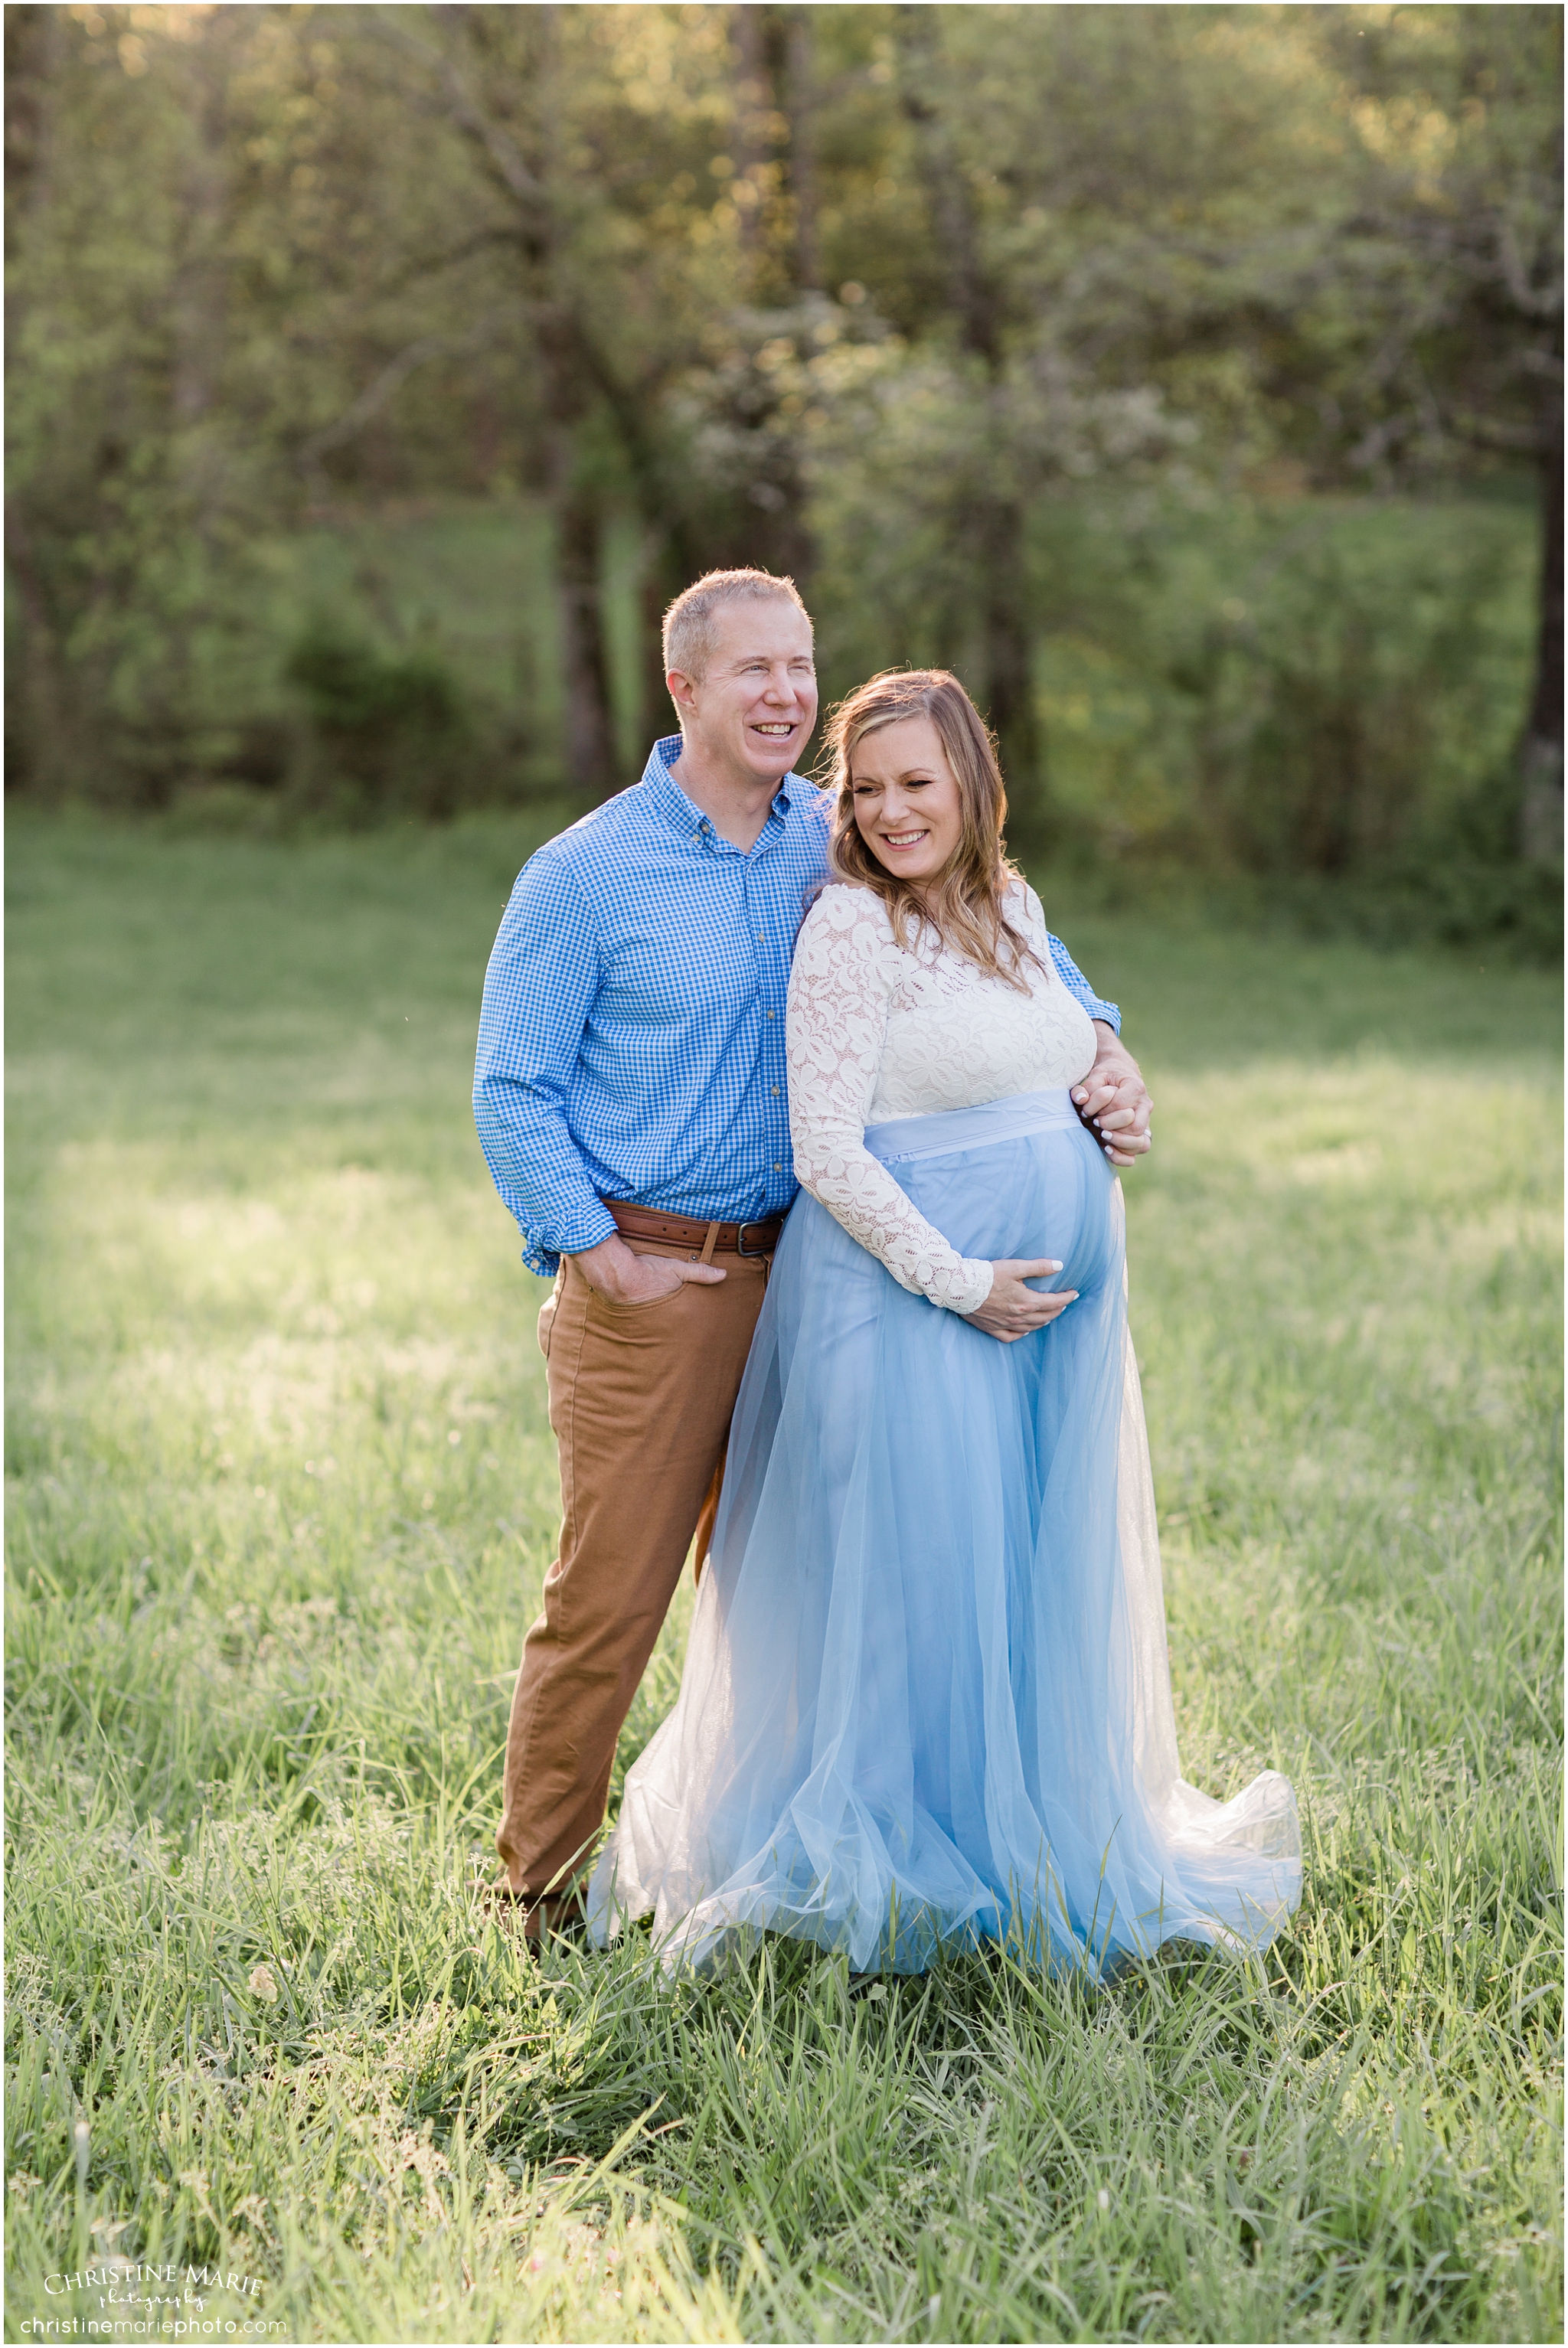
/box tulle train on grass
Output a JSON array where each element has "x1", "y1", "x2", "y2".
[{"x1": 589, "y1": 1089, "x2": 1300, "y2": 1975}]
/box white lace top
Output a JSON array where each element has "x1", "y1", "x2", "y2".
[{"x1": 786, "y1": 882, "x2": 1099, "y2": 1314}]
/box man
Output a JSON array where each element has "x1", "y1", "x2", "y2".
[{"x1": 473, "y1": 567, "x2": 1152, "y2": 1938}]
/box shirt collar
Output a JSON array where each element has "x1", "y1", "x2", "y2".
[{"x1": 641, "y1": 734, "x2": 801, "y2": 841}]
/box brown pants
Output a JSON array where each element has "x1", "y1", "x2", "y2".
[{"x1": 496, "y1": 1237, "x2": 772, "y2": 1899}]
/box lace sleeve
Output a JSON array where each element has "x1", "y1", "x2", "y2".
[{"x1": 786, "y1": 892, "x2": 994, "y2": 1314}]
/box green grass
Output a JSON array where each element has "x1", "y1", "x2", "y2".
[{"x1": 5, "y1": 812, "x2": 1562, "y2": 2343}]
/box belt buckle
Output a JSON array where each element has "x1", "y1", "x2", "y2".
[{"x1": 736, "y1": 1217, "x2": 771, "y2": 1257}]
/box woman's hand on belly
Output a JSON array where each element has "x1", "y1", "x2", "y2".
[{"x1": 962, "y1": 1259, "x2": 1079, "y2": 1344}]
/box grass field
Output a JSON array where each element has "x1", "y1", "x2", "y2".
[{"x1": 5, "y1": 812, "x2": 1562, "y2": 2343}]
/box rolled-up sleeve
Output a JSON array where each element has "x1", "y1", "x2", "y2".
[
  {"x1": 473, "y1": 854, "x2": 618, "y2": 1275},
  {"x1": 1045, "y1": 931, "x2": 1120, "y2": 1034}
]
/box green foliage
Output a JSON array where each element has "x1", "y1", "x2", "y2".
[
  {"x1": 1029, "y1": 491, "x2": 1554, "y2": 948},
  {"x1": 283, "y1": 619, "x2": 469, "y2": 822},
  {"x1": 6, "y1": 818, "x2": 1561, "y2": 2341},
  {"x1": 5, "y1": 5, "x2": 1559, "y2": 886},
  {"x1": 1171, "y1": 511, "x2": 1520, "y2": 875}
]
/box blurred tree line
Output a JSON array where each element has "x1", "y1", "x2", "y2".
[{"x1": 5, "y1": 3, "x2": 1561, "y2": 943}]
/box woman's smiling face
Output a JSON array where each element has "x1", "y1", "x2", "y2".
[{"x1": 849, "y1": 714, "x2": 965, "y2": 892}]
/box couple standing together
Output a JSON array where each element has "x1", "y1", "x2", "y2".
[{"x1": 475, "y1": 567, "x2": 1299, "y2": 1975}]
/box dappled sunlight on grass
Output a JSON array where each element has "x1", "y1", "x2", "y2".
[{"x1": 6, "y1": 821, "x2": 1561, "y2": 2341}]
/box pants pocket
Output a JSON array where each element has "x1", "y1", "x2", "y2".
[{"x1": 537, "y1": 1269, "x2": 564, "y2": 1360}]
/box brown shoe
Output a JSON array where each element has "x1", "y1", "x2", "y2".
[{"x1": 484, "y1": 1882, "x2": 588, "y2": 1945}]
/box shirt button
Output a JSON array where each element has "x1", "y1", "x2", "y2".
[
  {"x1": 766, "y1": 1009, "x2": 776, "y2": 1021},
  {"x1": 773, "y1": 1163, "x2": 782, "y2": 1172},
  {"x1": 771, "y1": 1086, "x2": 780, "y2": 1097}
]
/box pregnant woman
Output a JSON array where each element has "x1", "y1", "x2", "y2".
[{"x1": 589, "y1": 669, "x2": 1301, "y2": 1975}]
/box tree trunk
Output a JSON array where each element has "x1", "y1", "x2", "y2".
[
  {"x1": 717, "y1": 7, "x2": 815, "y2": 584},
  {"x1": 1519, "y1": 432, "x2": 1563, "y2": 862},
  {"x1": 5, "y1": 8, "x2": 70, "y2": 793},
  {"x1": 4, "y1": 505, "x2": 71, "y2": 797},
  {"x1": 782, "y1": 6, "x2": 818, "y2": 293},
  {"x1": 732, "y1": 5, "x2": 770, "y2": 292},
  {"x1": 431, "y1": 11, "x2": 621, "y2": 797},
  {"x1": 554, "y1": 467, "x2": 616, "y2": 795},
  {"x1": 639, "y1": 540, "x2": 683, "y2": 749},
  {"x1": 536, "y1": 307, "x2": 616, "y2": 792},
  {"x1": 978, "y1": 494, "x2": 1044, "y2": 847},
  {"x1": 896, "y1": 10, "x2": 998, "y2": 367},
  {"x1": 170, "y1": 28, "x2": 234, "y2": 439},
  {"x1": 896, "y1": 9, "x2": 1044, "y2": 830},
  {"x1": 733, "y1": 4, "x2": 816, "y2": 302}
]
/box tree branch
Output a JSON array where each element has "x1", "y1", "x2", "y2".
[
  {"x1": 296, "y1": 312, "x2": 505, "y2": 493},
  {"x1": 374, "y1": 8, "x2": 549, "y2": 222},
  {"x1": 371, "y1": 222, "x2": 526, "y2": 302}
]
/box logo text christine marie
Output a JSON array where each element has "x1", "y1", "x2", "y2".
[{"x1": 41, "y1": 2264, "x2": 261, "y2": 2304}]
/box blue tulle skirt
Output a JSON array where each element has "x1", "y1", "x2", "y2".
[{"x1": 589, "y1": 1089, "x2": 1300, "y2": 1975}]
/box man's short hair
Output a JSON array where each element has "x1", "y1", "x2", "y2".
[{"x1": 662, "y1": 567, "x2": 812, "y2": 689}]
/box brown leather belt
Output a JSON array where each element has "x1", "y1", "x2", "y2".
[{"x1": 603, "y1": 1197, "x2": 784, "y2": 1260}]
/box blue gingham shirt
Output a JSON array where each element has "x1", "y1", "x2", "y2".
[{"x1": 474, "y1": 736, "x2": 1122, "y2": 1275}]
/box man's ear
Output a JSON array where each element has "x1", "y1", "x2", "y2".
[{"x1": 666, "y1": 666, "x2": 697, "y2": 717}]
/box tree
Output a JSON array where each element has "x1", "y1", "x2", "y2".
[
  {"x1": 893, "y1": 5, "x2": 1042, "y2": 822},
  {"x1": 1316, "y1": 5, "x2": 1563, "y2": 860},
  {"x1": 5, "y1": 5, "x2": 286, "y2": 800},
  {"x1": 5, "y1": 0, "x2": 1555, "y2": 896}
]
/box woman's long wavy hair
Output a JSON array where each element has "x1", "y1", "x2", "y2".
[{"x1": 823, "y1": 669, "x2": 1042, "y2": 991}]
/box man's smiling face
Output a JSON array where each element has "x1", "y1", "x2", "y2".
[{"x1": 668, "y1": 597, "x2": 818, "y2": 789}]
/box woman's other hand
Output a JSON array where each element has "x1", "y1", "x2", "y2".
[{"x1": 965, "y1": 1259, "x2": 1078, "y2": 1343}]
